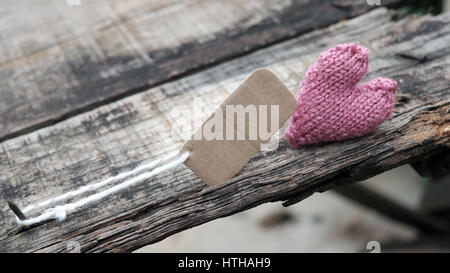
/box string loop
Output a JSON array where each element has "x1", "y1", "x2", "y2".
[{"x1": 15, "y1": 151, "x2": 190, "y2": 226}]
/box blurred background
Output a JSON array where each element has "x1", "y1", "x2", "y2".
[{"x1": 137, "y1": 0, "x2": 450, "y2": 253}]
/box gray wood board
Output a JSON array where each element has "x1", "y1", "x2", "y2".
[{"x1": 0, "y1": 0, "x2": 407, "y2": 142}]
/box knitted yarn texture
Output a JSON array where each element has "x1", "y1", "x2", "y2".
[{"x1": 285, "y1": 43, "x2": 397, "y2": 148}]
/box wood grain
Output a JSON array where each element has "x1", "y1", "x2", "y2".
[
  {"x1": 0, "y1": 0, "x2": 408, "y2": 142},
  {"x1": 0, "y1": 8, "x2": 449, "y2": 252}
]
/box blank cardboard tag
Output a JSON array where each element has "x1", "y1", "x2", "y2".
[{"x1": 181, "y1": 69, "x2": 296, "y2": 186}]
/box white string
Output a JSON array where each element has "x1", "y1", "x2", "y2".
[
  {"x1": 22, "y1": 151, "x2": 180, "y2": 214},
  {"x1": 16, "y1": 151, "x2": 190, "y2": 226}
]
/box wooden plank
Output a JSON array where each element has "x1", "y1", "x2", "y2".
[
  {"x1": 0, "y1": 0, "x2": 408, "y2": 142},
  {"x1": 0, "y1": 8, "x2": 449, "y2": 252}
]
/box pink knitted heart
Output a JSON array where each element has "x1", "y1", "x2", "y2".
[{"x1": 285, "y1": 43, "x2": 397, "y2": 148}]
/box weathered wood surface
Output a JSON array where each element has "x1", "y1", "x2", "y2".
[
  {"x1": 0, "y1": 8, "x2": 449, "y2": 252},
  {"x1": 0, "y1": 0, "x2": 409, "y2": 142}
]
